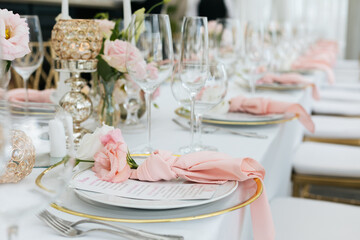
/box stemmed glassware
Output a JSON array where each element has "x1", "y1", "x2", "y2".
[
  {"x1": 172, "y1": 63, "x2": 228, "y2": 152},
  {"x1": 244, "y1": 22, "x2": 265, "y2": 95},
  {"x1": 12, "y1": 15, "x2": 44, "y2": 104},
  {"x1": 214, "y1": 18, "x2": 241, "y2": 77},
  {"x1": 178, "y1": 16, "x2": 209, "y2": 153},
  {"x1": 126, "y1": 14, "x2": 173, "y2": 153}
]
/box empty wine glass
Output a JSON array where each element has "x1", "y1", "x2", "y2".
[
  {"x1": 178, "y1": 16, "x2": 209, "y2": 154},
  {"x1": 214, "y1": 18, "x2": 241, "y2": 77},
  {"x1": 126, "y1": 14, "x2": 173, "y2": 153},
  {"x1": 172, "y1": 63, "x2": 228, "y2": 152},
  {"x1": 244, "y1": 22, "x2": 265, "y2": 95},
  {"x1": 12, "y1": 15, "x2": 44, "y2": 104}
]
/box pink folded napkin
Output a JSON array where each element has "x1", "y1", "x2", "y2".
[
  {"x1": 292, "y1": 40, "x2": 338, "y2": 84},
  {"x1": 257, "y1": 73, "x2": 320, "y2": 100},
  {"x1": 7, "y1": 88, "x2": 54, "y2": 103},
  {"x1": 229, "y1": 96, "x2": 315, "y2": 133},
  {"x1": 130, "y1": 150, "x2": 275, "y2": 240}
]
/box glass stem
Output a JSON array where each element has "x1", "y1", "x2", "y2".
[
  {"x1": 23, "y1": 78, "x2": 29, "y2": 117},
  {"x1": 145, "y1": 92, "x2": 152, "y2": 150},
  {"x1": 250, "y1": 67, "x2": 256, "y2": 96},
  {"x1": 7, "y1": 225, "x2": 18, "y2": 240},
  {"x1": 189, "y1": 94, "x2": 196, "y2": 151},
  {"x1": 194, "y1": 113, "x2": 202, "y2": 148}
]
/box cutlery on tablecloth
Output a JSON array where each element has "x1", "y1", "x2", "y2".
[
  {"x1": 38, "y1": 210, "x2": 184, "y2": 240},
  {"x1": 172, "y1": 118, "x2": 268, "y2": 139}
]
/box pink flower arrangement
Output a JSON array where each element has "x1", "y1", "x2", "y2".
[
  {"x1": 0, "y1": 9, "x2": 30, "y2": 61},
  {"x1": 92, "y1": 128, "x2": 131, "y2": 183},
  {"x1": 95, "y1": 19, "x2": 115, "y2": 39}
]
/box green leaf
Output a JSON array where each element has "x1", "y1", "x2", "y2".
[
  {"x1": 5, "y1": 61, "x2": 11, "y2": 73},
  {"x1": 126, "y1": 151, "x2": 138, "y2": 169},
  {"x1": 94, "y1": 12, "x2": 109, "y2": 20},
  {"x1": 97, "y1": 56, "x2": 121, "y2": 82},
  {"x1": 153, "y1": 103, "x2": 159, "y2": 109}
]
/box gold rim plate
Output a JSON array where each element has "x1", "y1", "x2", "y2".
[
  {"x1": 36, "y1": 159, "x2": 263, "y2": 223},
  {"x1": 175, "y1": 107, "x2": 298, "y2": 126}
]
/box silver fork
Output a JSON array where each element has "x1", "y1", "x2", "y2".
[{"x1": 38, "y1": 210, "x2": 184, "y2": 240}]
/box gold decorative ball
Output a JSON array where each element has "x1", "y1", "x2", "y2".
[
  {"x1": 51, "y1": 19, "x2": 102, "y2": 60},
  {"x1": 0, "y1": 130, "x2": 36, "y2": 183}
]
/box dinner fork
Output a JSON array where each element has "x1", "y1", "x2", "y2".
[{"x1": 38, "y1": 210, "x2": 184, "y2": 240}]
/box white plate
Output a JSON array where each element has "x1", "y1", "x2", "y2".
[
  {"x1": 73, "y1": 173, "x2": 238, "y2": 210},
  {"x1": 203, "y1": 112, "x2": 284, "y2": 123},
  {"x1": 255, "y1": 82, "x2": 306, "y2": 90}
]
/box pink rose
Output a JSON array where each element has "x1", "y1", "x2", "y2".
[
  {"x1": 0, "y1": 9, "x2": 31, "y2": 61},
  {"x1": 92, "y1": 129, "x2": 130, "y2": 183},
  {"x1": 95, "y1": 19, "x2": 115, "y2": 39}
]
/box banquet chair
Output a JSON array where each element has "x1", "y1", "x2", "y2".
[
  {"x1": 271, "y1": 197, "x2": 360, "y2": 240},
  {"x1": 9, "y1": 41, "x2": 58, "y2": 90},
  {"x1": 291, "y1": 141, "x2": 360, "y2": 205}
]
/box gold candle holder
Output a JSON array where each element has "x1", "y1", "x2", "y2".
[
  {"x1": 0, "y1": 130, "x2": 35, "y2": 183},
  {"x1": 51, "y1": 19, "x2": 102, "y2": 147}
]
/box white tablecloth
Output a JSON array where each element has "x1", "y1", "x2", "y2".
[{"x1": 0, "y1": 72, "x2": 324, "y2": 240}]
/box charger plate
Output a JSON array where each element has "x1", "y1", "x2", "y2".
[
  {"x1": 36, "y1": 157, "x2": 263, "y2": 223},
  {"x1": 175, "y1": 107, "x2": 298, "y2": 126}
]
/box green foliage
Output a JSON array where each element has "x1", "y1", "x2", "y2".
[{"x1": 94, "y1": 12, "x2": 109, "y2": 20}]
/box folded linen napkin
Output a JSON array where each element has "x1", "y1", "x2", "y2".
[
  {"x1": 130, "y1": 150, "x2": 275, "y2": 240},
  {"x1": 229, "y1": 96, "x2": 315, "y2": 133},
  {"x1": 257, "y1": 73, "x2": 320, "y2": 100},
  {"x1": 292, "y1": 61, "x2": 335, "y2": 84},
  {"x1": 8, "y1": 88, "x2": 54, "y2": 103}
]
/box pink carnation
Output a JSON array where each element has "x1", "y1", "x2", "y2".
[
  {"x1": 95, "y1": 19, "x2": 115, "y2": 39},
  {"x1": 92, "y1": 128, "x2": 130, "y2": 183},
  {"x1": 0, "y1": 9, "x2": 31, "y2": 61}
]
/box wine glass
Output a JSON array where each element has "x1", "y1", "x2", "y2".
[
  {"x1": 214, "y1": 18, "x2": 241, "y2": 77},
  {"x1": 172, "y1": 63, "x2": 228, "y2": 152},
  {"x1": 12, "y1": 15, "x2": 44, "y2": 104},
  {"x1": 244, "y1": 22, "x2": 265, "y2": 95},
  {"x1": 126, "y1": 14, "x2": 173, "y2": 153},
  {"x1": 178, "y1": 16, "x2": 209, "y2": 154}
]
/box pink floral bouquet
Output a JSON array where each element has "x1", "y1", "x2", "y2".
[{"x1": 0, "y1": 9, "x2": 30, "y2": 72}]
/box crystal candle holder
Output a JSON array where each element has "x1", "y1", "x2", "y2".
[{"x1": 51, "y1": 19, "x2": 102, "y2": 147}]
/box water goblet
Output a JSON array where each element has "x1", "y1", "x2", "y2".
[
  {"x1": 178, "y1": 16, "x2": 209, "y2": 153},
  {"x1": 244, "y1": 22, "x2": 265, "y2": 95},
  {"x1": 126, "y1": 14, "x2": 173, "y2": 153},
  {"x1": 172, "y1": 63, "x2": 228, "y2": 152},
  {"x1": 12, "y1": 15, "x2": 44, "y2": 105}
]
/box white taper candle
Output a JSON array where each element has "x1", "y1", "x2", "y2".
[{"x1": 123, "y1": 0, "x2": 132, "y2": 29}]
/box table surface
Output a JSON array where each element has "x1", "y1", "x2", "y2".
[{"x1": 0, "y1": 69, "x2": 329, "y2": 240}]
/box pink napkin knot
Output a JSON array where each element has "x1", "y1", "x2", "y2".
[
  {"x1": 229, "y1": 96, "x2": 315, "y2": 133},
  {"x1": 130, "y1": 150, "x2": 275, "y2": 240},
  {"x1": 7, "y1": 88, "x2": 54, "y2": 103},
  {"x1": 257, "y1": 73, "x2": 320, "y2": 100}
]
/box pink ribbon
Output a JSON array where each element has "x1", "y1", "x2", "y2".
[
  {"x1": 257, "y1": 73, "x2": 320, "y2": 100},
  {"x1": 7, "y1": 88, "x2": 54, "y2": 103},
  {"x1": 130, "y1": 150, "x2": 275, "y2": 240},
  {"x1": 229, "y1": 96, "x2": 315, "y2": 133}
]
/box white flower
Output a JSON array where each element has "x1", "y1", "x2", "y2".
[{"x1": 76, "y1": 124, "x2": 114, "y2": 160}]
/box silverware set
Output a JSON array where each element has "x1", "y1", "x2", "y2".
[
  {"x1": 172, "y1": 118, "x2": 268, "y2": 139},
  {"x1": 38, "y1": 210, "x2": 184, "y2": 239}
]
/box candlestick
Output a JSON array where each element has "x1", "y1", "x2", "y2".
[
  {"x1": 61, "y1": 0, "x2": 70, "y2": 19},
  {"x1": 123, "y1": 0, "x2": 132, "y2": 29}
]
